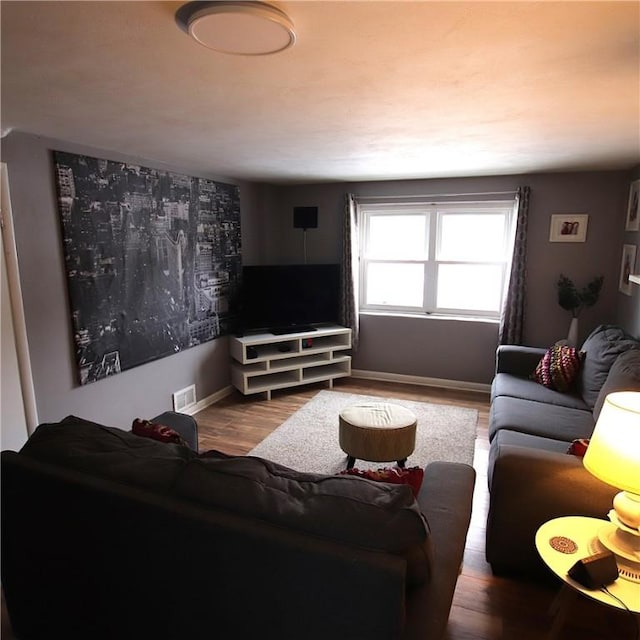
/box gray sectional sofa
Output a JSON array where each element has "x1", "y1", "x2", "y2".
[
  {"x1": 2, "y1": 415, "x2": 475, "y2": 640},
  {"x1": 486, "y1": 324, "x2": 640, "y2": 577}
]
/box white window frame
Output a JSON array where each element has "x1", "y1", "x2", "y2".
[{"x1": 359, "y1": 200, "x2": 515, "y2": 319}]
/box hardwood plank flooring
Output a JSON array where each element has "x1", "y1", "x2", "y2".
[{"x1": 2, "y1": 378, "x2": 637, "y2": 639}]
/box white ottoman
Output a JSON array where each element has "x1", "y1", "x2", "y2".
[{"x1": 338, "y1": 403, "x2": 417, "y2": 469}]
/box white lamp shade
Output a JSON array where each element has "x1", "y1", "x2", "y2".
[{"x1": 583, "y1": 391, "x2": 640, "y2": 495}]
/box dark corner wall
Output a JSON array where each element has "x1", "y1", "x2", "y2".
[{"x1": 2, "y1": 128, "x2": 637, "y2": 429}]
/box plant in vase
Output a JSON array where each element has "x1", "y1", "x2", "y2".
[{"x1": 557, "y1": 274, "x2": 604, "y2": 346}]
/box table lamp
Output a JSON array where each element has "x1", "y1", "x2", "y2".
[{"x1": 583, "y1": 391, "x2": 640, "y2": 581}]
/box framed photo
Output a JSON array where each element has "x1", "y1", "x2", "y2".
[
  {"x1": 618, "y1": 244, "x2": 637, "y2": 296},
  {"x1": 626, "y1": 179, "x2": 640, "y2": 231},
  {"x1": 549, "y1": 214, "x2": 589, "y2": 243}
]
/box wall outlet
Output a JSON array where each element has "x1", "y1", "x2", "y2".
[{"x1": 172, "y1": 384, "x2": 196, "y2": 412}]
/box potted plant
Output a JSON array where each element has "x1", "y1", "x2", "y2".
[{"x1": 557, "y1": 274, "x2": 604, "y2": 346}]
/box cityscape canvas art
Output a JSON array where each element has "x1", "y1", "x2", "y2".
[{"x1": 53, "y1": 151, "x2": 242, "y2": 385}]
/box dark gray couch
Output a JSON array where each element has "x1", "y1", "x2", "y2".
[
  {"x1": 2, "y1": 415, "x2": 475, "y2": 640},
  {"x1": 486, "y1": 324, "x2": 640, "y2": 577}
]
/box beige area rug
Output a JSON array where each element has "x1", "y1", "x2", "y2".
[{"x1": 248, "y1": 390, "x2": 478, "y2": 473}]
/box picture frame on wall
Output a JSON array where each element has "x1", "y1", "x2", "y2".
[
  {"x1": 618, "y1": 244, "x2": 637, "y2": 296},
  {"x1": 549, "y1": 214, "x2": 589, "y2": 243},
  {"x1": 626, "y1": 179, "x2": 640, "y2": 231}
]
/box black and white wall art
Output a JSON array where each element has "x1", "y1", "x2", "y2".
[{"x1": 53, "y1": 151, "x2": 242, "y2": 385}]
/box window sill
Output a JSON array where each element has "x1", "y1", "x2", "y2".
[{"x1": 359, "y1": 310, "x2": 499, "y2": 324}]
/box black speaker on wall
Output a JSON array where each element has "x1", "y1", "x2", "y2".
[{"x1": 293, "y1": 206, "x2": 318, "y2": 230}]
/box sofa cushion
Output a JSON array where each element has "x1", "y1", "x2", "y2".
[
  {"x1": 532, "y1": 345, "x2": 583, "y2": 392},
  {"x1": 20, "y1": 416, "x2": 196, "y2": 491},
  {"x1": 491, "y1": 373, "x2": 588, "y2": 410},
  {"x1": 489, "y1": 395, "x2": 594, "y2": 442},
  {"x1": 578, "y1": 325, "x2": 640, "y2": 410},
  {"x1": 593, "y1": 349, "x2": 640, "y2": 421},
  {"x1": 174, "y1": 455, "x2": 432, "y2": 583}
]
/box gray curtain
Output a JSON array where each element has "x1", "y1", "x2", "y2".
[
  {"x1": 499, "y1": 186, "x2": 530, "y2": 345},
  {"x1": 340, "y1": 193, "x2": 360, "y2": 351}
]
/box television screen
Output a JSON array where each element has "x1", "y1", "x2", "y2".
[{"x1": 238, "y1": 264, "x2": 341, "y2": 335}]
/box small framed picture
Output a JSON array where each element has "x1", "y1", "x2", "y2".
[
  {"x1": 549, "y1": 214, "x2": 589, "y2": 243},
  {"x1": 626, "y1": 179, "x2": 640, "y2": 231},
  {"x1": 618, "y1": 244, "x2": 637, "y2": 296}
]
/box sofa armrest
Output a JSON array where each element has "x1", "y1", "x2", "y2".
[
  {"x1": 486, "y1": 446, "x2": 616, "y2": 577},
  {"x1": 495, "y1": 345, "x2": 546, "y2": 377},
  {"x1": 152, "y1": 411, "x2": 199, "y2": 452},
  {"x1": 404, "y1": 461, "x2": 475, "y2": 640}
]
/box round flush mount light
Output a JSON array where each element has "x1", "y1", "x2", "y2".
[{"x1": 176, "y1": 1, "x2": 296, "y2": 56}]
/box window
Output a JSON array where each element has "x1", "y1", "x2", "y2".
[{"x1": 359, "y1": 201, "x2": 514, "y2": 319}]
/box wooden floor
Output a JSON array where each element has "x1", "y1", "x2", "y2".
[{"x1": 1, "y1": 378, "x2": 636, "y2": 639}]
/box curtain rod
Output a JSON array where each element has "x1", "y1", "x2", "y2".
[{"x1": 355, "y1": 190, "x2": 517, "y2": 200}]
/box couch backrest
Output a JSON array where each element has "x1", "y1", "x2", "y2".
[
  {"x1": 175, "y1": 452, "x2": 432, "y2": 584},
  {"x1": 593, "y1": 349, "x2": 640, "y2": 421},
  {"x1": 578, "y1": 325, "x2": 640, "y2": 410},
  {"x1": 17, "y1": 418, "x2": 432, "y2": 583},
  {"x1": 19, "y1": 415, "x2": 197, "y2": 491},
  {"x1": 21, "y1": 416, "x2": 430, "y2": 581}
]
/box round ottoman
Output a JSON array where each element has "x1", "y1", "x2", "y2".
[{"x1": 338, "y1": 402, "x2": 417, "y2": 469}]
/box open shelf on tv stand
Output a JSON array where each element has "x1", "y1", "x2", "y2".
[{"x1": 230, "y1": 324, "x2": 352, "y2": 400}]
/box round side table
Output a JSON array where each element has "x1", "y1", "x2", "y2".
[{"x1": 536, "y1": 516, "x2": 640, "y2": 639}]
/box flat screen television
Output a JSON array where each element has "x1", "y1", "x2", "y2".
[{"x1": 237, "y1": 264, "x2": 341, "y2": 335}]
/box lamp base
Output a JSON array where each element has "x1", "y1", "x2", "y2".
[
  {"x1": 613, "y1": 491, "x2": 640, "y2": 530},
  {"x1": 592, "y1": 522, "x2": 640, "y2": 583}
]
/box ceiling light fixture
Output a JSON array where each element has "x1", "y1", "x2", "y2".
[{"x1": 176, "y1": 1, "x2": 296, "y2": 56}]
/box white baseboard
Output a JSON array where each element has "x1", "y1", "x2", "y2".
[
  {"x1": 182, "y1": 385, "x2": 235, "y2": 415},
  {"x1": 350, "y1": 369, "x2": 491, "y2": 394},
  {"x1": 182, "y1": 373, "x2": 489, "y2": 417}
]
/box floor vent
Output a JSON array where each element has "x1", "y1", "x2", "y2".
[{"x1": 172, "y1": 384, "x2": 196, "y2": 413}]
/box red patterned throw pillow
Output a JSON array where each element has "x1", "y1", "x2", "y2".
[
  {"x1": 339, "y1": 467, "x2": 424, "y2": 498},
  {"x1": 532, "y1": 345, "x2": 584, "y2": 392},
  {"x1": 131, "y1": 418, "x2": 187, "y2": 446}
]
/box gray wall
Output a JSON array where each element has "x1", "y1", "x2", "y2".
[
  {"x1": 1, "y1": 132, "x2": 262, "y2": 426},
  {"x1": 616, "y1": 164, "x2": 640, "y2": 336},
  {"x1": 269, "y1": 172, "x2": 632, "y2": 384}
]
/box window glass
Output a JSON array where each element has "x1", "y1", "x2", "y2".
[
  {"x1": 438, "y1": 213, "x2": 506, "y2": 261},
  {"x1": 368, "y1": 215, "x2": 426, "y2": 260},
  {"x1": 365, "y1": 262, "x2": 424, "y2": 307},
  {"x1": 436, "y1": 264, "x2": 503, "y2": 312}
]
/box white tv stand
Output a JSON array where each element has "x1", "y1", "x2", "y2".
[{"x1": 230, "y1": 324, "x2": 352, "y2": 400}]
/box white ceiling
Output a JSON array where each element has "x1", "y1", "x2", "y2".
[{"x1": 2, "y1": 1, "x2": 639, "y2": 185}]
